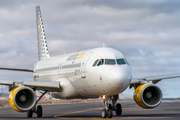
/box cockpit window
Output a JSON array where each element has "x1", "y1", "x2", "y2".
[
  {"x1": 93, "y1": 59, "x2": 99, "y2": 66},
  {"x1": 93, "y1": 58, "x2": 129, "y2": 66},
  {"x1": 105, "y1": 59, "x2": 116, "y2": 65},
  {"x1": 116, "y1": 59, "x2": 126, "y2": 65},
  {"x1": 97, "y1": 59, "x2": 104, "y2": 66}
]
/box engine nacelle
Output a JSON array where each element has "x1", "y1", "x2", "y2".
[
  {"x1": 9, "y1": 86, "x2": 36, "y2": 112},
  {"x1": 133, "y1": 83, "x2": 162, "y2": 109}
]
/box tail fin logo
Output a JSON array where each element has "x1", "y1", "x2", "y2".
[{"x1": 36, "y1": 6, "x2": 50, "y2": 60}]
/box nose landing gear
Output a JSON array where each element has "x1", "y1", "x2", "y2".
[
  {"x1": 101, "y1": 95, "x2": 122, "y2": 118},
  {"x1": 116, "y1": 103, "x2": 122, "y2": 115}
]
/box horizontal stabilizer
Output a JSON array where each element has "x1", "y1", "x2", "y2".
[{"x1": 0, "y1": 67, "x2": 33, "y2": 72}]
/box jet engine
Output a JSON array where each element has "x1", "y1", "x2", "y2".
[
  {"x1": 9, "y1": 86, "x2": 36, "y2": 112},
  {"x1": 133, "y1": 83, "x2": 162, "y2": 109}
]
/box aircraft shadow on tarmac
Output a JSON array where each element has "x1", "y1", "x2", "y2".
[
  {"x1": 54, "y1": 113, "x2": 180, "y2": 119},
  {"x1": 122, "y1": 114, "x2": 180, "y2": 117},
  {"x1": 0, "y1": 114, "x2": 179, "y2": 120}
]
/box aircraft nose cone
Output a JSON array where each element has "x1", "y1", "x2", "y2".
[{"x1": 107, "y1": 66, "x2": 132, "y2": 90}]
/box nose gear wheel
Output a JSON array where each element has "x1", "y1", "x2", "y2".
[{"x1": 101, "y1": 95, "x2": 122, "y2": 118}]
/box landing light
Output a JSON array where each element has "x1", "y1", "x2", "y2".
[{"x1": 102, "y1": 95, "x2": 106, "y2": 100}]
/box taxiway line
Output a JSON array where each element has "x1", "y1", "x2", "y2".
[{"x1": 54, "y1": 107, "x2": 113, "y2": 120}]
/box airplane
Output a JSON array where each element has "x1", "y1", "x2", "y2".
[{"x1": 0, "y1": 6, "x2": 180, "y2": 118}]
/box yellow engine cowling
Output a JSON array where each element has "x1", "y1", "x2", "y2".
[
  {"x1": 133, "y1": 83, "x2": 162, "y2": 109},
  {"x1": 9, "y1": 86, "x2": 36, "y2": 112}
]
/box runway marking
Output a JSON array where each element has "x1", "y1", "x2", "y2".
[{"x1": 54, "y1": 107, "x2": 115, "y2": 119}]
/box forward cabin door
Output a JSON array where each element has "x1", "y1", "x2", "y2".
[
  {"x1": 57, "y1": 63, "x2": 62, "y2": 75},
  {"x1": 81, "y1": 52, "x2": 92, "y2": 78}
]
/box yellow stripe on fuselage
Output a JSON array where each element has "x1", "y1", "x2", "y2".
[{"x1": 76, "y1": 53, "x2": 86, "y2": 60}]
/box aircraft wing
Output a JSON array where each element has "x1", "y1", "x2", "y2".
[
  {"x1": 0, "y1": 80, "x2": 61, "y2": 92},
  {"x1": 130, "y1": 73, "x2": 180, "y2": 89},
  {"x1": 0, "y1": 68, "x2": 61, "y2": 92}
]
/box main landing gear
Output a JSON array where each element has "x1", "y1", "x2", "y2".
[
  {"x1": 27, "y1": 90, "x2": 47, "y2": 118},
  {"x1": 101, "y1": 95, "x2": 122, "y2": 118},
  {"x1": 27, "y1": 105, "x2": 43, "y2": 118}
]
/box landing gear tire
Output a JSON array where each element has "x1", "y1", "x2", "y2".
[
  {"x1": 27, "y1": 109, "x2": 33, "y2": 118},
  {"x1": 37, "y1": 105, "x2": 43, "y2": 117},
  {"x1": 116, "y1": 103, "x2": 122, "y2": 116},
  {"x1": 102, "y1": 109, "x2": 107, "y2": 118},
  {"x1": 108, "y1": 104, "x2": 112, "y2": 109},
  {"x1": 107, "y1": 109, "x2": 113, "y2": 118}
]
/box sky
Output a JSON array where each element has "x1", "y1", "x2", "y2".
[{"x1": 0, "y1": 0, "x2": 180, "y2": 98}]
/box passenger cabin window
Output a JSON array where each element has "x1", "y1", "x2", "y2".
[
  {"x1": 97, "y1": 59, "x2": 104, "y2": 66},
  {"x1": 116, "y1": 59, "x2": 126, "y2": 65},
  {"x1": 93, "y1": 59, "x2": 99, "y2": 66},
  {"x1": 105, "y1": 59, "x2": 116, "y2": 65}
]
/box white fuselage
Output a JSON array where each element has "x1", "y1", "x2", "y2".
[{"x1": 33, "y1": 48, "x2": 132, "y2": 99}]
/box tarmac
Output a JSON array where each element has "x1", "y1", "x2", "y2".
[{"x1": 0, "y1": 99, "x2": 180, "y2": 120}]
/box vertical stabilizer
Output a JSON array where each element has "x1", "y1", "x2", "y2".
[{"x1": 36, "y1": 6, "x2": 50, "y2": 60}]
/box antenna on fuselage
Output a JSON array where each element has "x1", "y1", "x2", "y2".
[{"x1": 103, "y1": 42, "x2": 105, "y2": 48}]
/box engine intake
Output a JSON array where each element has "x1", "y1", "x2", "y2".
[
  {"x1": 133, "y1": 83, "x2": 162, "y2": 109},
  {"x1": 9, "y1": 86, "x2": 36, "y2": 112}
]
